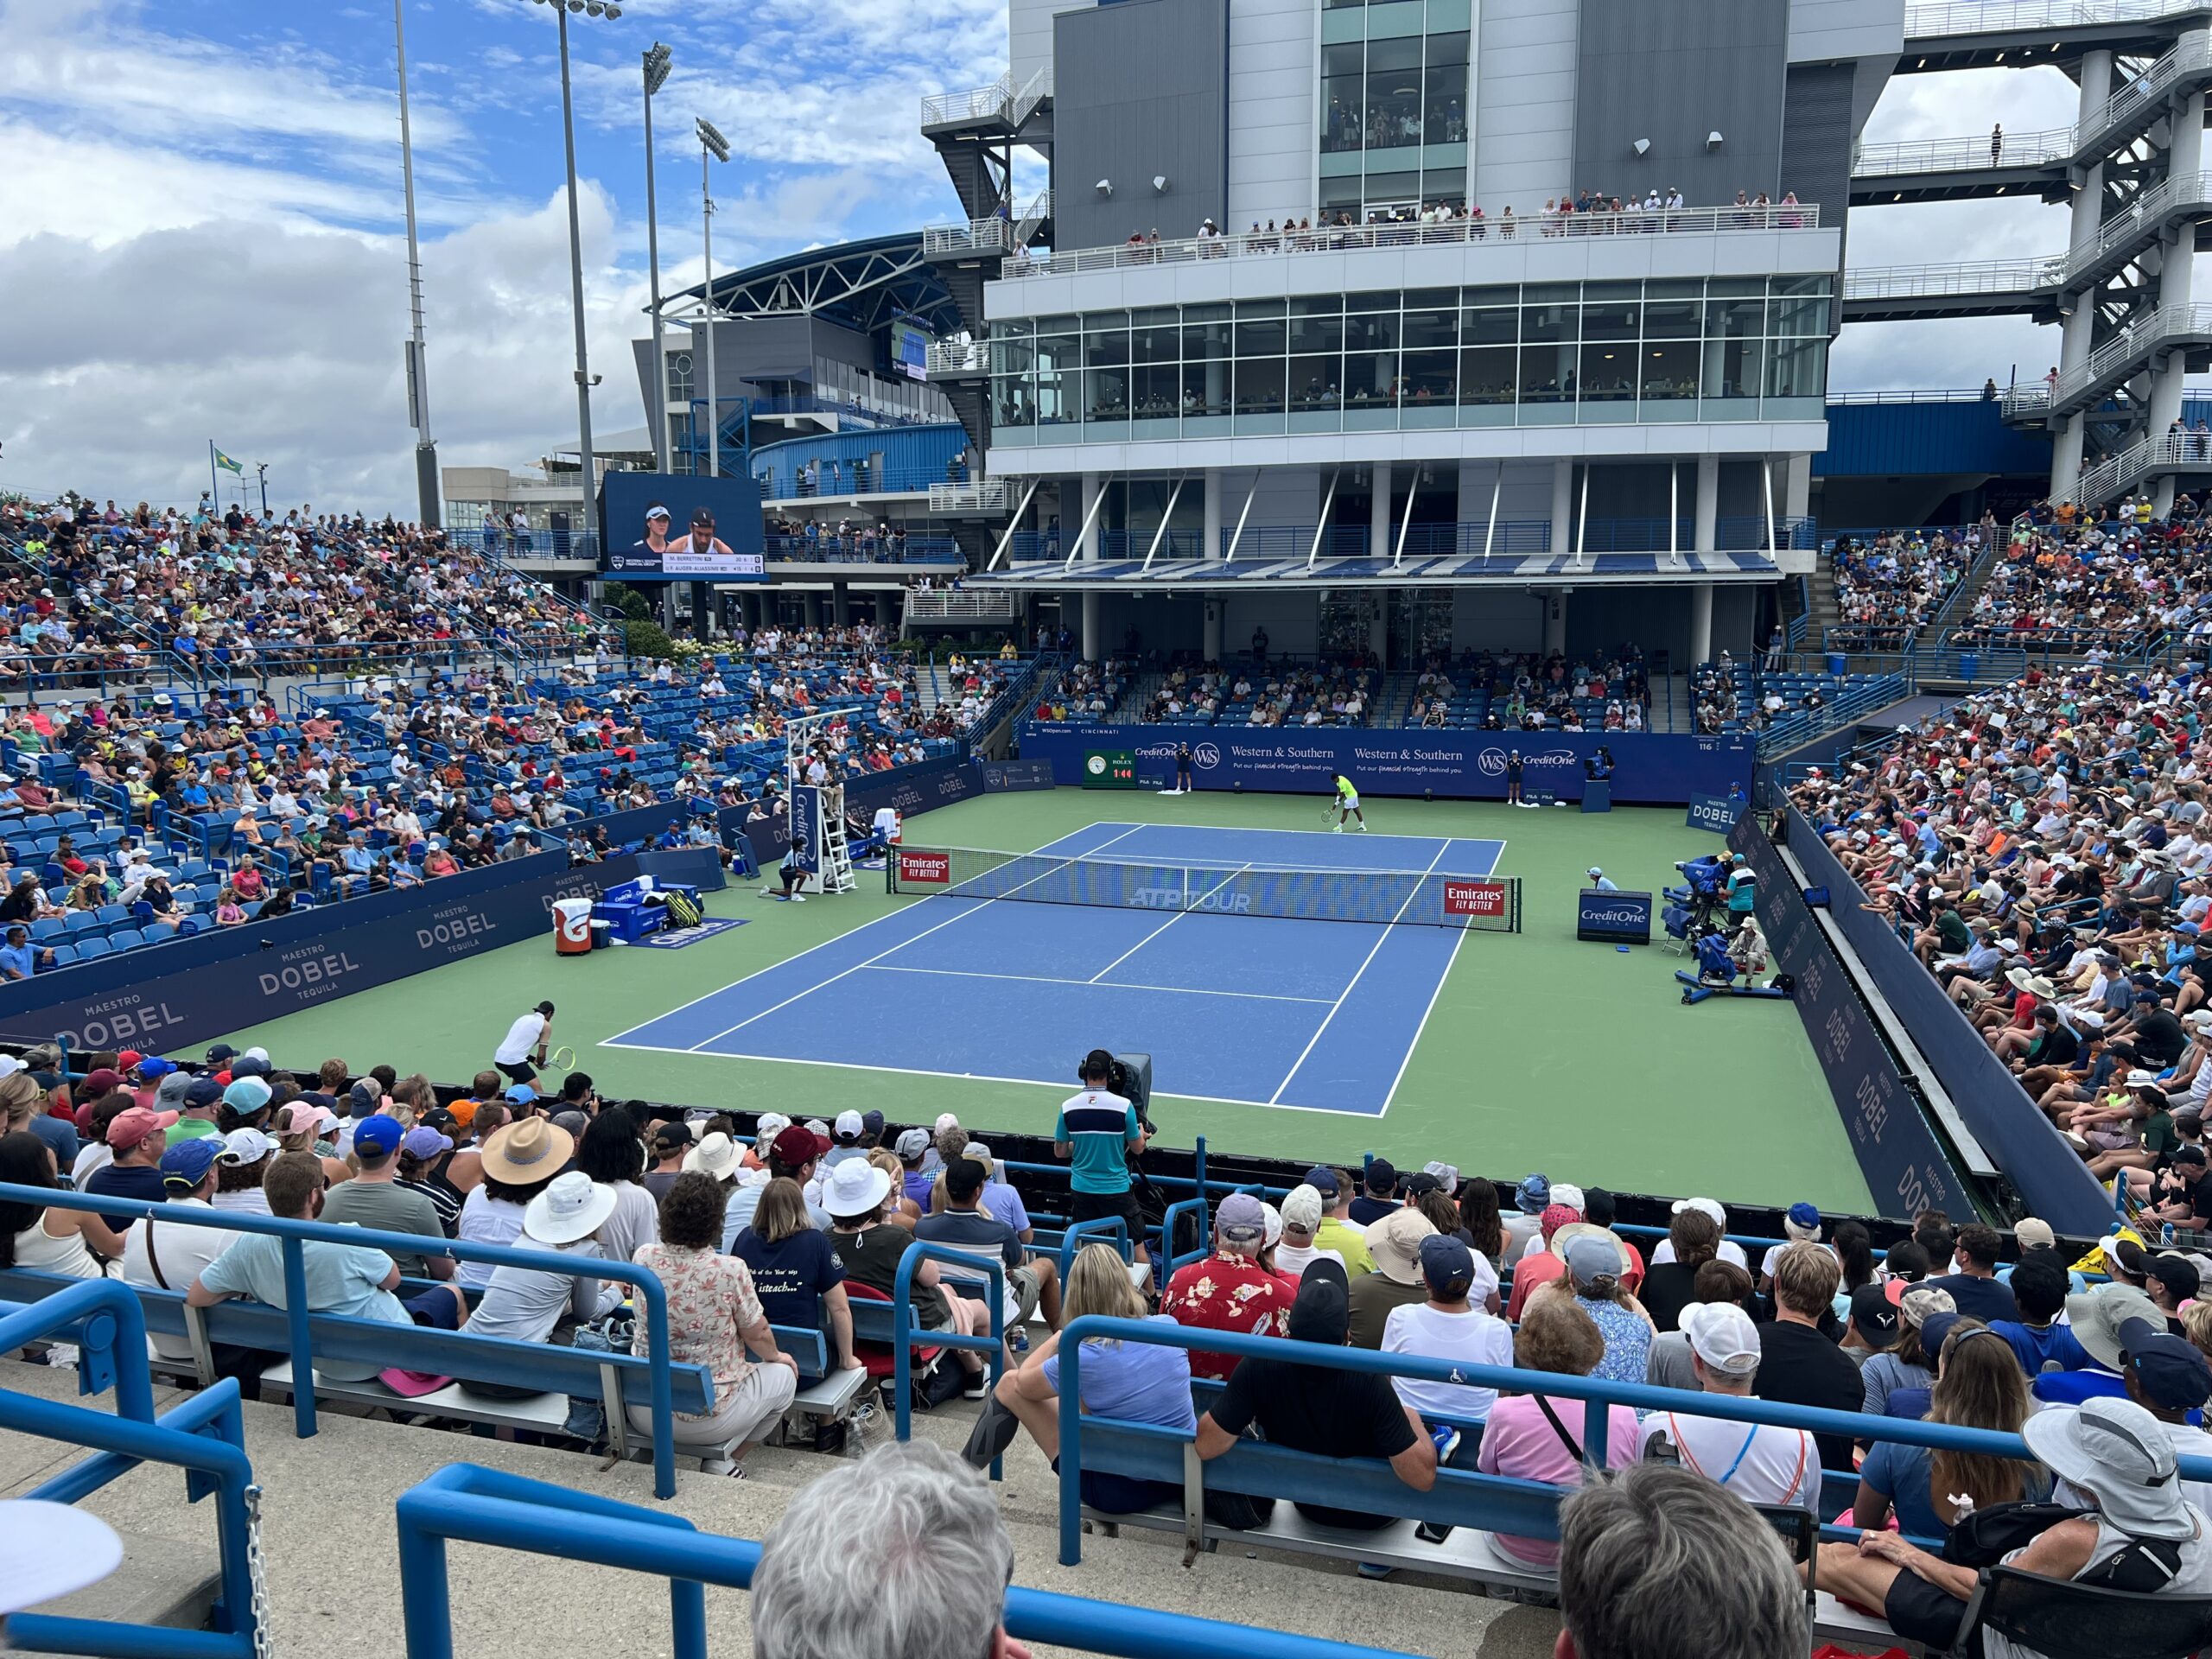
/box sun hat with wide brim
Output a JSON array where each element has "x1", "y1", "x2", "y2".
[
  {"x1": 0, "y1": 1499, "x2": 125, "y2": 1614},
  {"x1": 1548, "y1": 1221, "x2": 1633, "y2": 1273},
  {"x1": 477, "y1": 1117, "x2": 574, "y2": 1185},
  {"x1": 2064, "y1": 1283, "x2": 2164, "y2": 1371},
  {"x1": 821, "y1": 1157, "x2": 893, "y2": 1219},
  {"x1": 2022, "y1": 1395, "x2": 2192, "y2": 1538},
  {"x1": 683, "y1": 1132, "x2": 742, "y2": 1179},
  {"x1": 524, "y1": 1171, "x2": 620, "y2": 1245}
]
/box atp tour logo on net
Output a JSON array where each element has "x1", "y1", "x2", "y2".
[{"x1": 1130, "y1": 885, "x2": 1253, "y2": 912}]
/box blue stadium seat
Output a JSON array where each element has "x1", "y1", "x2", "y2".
[{"x1": 74, "y1": 936, "x2": 112, "y2": 960}]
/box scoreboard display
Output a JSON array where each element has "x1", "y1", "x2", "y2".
[{"x1": 1082, "y1": 749, "x2": 1138, "y2": 789}]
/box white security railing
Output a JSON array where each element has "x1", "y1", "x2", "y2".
[
  {"x1": 925, "y1": 338, "x2": 990, "y2": 376},
  {"x1": 2076, "y1": 429, "x2": 2212, "y2": 500},
  {"x1": 923, "y1": 216, "x2": 1014, "y2": 256},
  {"x1": 905, "y1": 589, "x2": 1020, "y2": 621},
  {"x1": 1853, "y1": 125, "x2": 2074, "y2": 179},
  {"x1": 1845, "y1": 173, "x2": 2212, "y2": 310},
  {"x1": 1907, "y1": 1, "x2": 2212, "y2": 39},
  {"x1": 928, "y1": 480, "x2": 1017, "y2": 513},
  {"x1": 1842, "y1": 258, "x2": 2056, "y2": 302},
  {"x1": 920, "y1": 66, "x2": 1052, "y2": 130},
  {"x1": 2058, "y1": 301, "x2": 2212, "y2": 405},
  {"x1": 2081, "y1": 32, "x2": 2212, "y2": 158},
  {"x1": 999, "y1": 201, "x2": 1821, "y2": 279},
  {"x1": 1999, "y1": 384, "x2": 2055, "y2": 420},
  {"x1": 1014, "y1": 188, "x2": 1053, "y2": 246}
]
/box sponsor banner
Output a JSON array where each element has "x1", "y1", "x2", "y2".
[
  {"x1": 981, "y1": 759, "x2": 1056, "y2": 793},
  {"x1": 1730, "y1": 814, "x2": 1967, "y2": 1222},
  {"x1": 1443, "y1": 880, "x2": 1509, "y2": 918},
  {"x1": 1020, "y1": 726, "x2": 1751, "y2": 805},
  {"x1": 1685, "y1": 791, "x2": 1744, "y2": 835},
  {"x1": 1781, "y1": 810, "x2": 2113, "y2": 1234},
  {"x1": 1576, "y1": 891, "x2": 1653, "y2": 943},
  {"x1": 632, "y1": 918, "x2": 747, "y2": 950},
  {"x1": 0, "y1": 854, "x2": 642, "y2": 1056},
  {"x1": 1082, "y1": 748, "x2": 1139, "y2": 789},
  {"x1": 791, "y1": 786, "x2": 823, "y2": 877},
  {"x1": 896, "y1": 849, "x2": 953, "y2": 886}
]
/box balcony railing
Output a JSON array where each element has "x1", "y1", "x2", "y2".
[
  {"x1": 999, "y1": 201, "x2": 1823, "y2": 280},
  {"x1": 906, "y1": 589, "x2": 1022, "y2": 621},
  {"x1": 1842, "y1": 257, "x2": 2056, "y2": 303},
  {"x1": 920, "y1": 65, "x2": 1051, "y2": 129},
  {"x1": 926, "y1": 338, "x2": 990, "y2": 376},
  {"x1": 1853, "y1": 125, "x2": 2075, "y2": 178},
  {"x1": 1905, "y1": 1, "x2": 2212, "y2": 40},
  {"x1": 930, "y1": 479, "x2": 1016, "y2": 512}
]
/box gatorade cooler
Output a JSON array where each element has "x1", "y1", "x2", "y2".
[{"x1": 554, "y1": 898, "x2": 594, "y2": 957}]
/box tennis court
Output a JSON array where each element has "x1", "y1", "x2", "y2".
[{"x1": 605, "y1": 822, "x2": 1510, "y2": 1114}]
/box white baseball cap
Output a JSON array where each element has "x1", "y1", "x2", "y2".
[{"x1": 1680, "y1": 1301, "x2": 1761, "y2": 1376}]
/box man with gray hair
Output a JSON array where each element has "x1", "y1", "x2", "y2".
[
  {"x1": 1556, "y1": 1462, "x2": 1808, "y2": 1659},
  {"x1": 753, "y1": 1440, "x2": 1027, "y2": 1659}
]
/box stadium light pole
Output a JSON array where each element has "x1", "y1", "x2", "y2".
[
  {"x1": 394, "y1": 0, "x2": 441, "y2": 528},
  {"x1": 642, "y1": 41, "x2": 672, "y2": 474},
  {"x1": 696, "y1": 117, "x2": 731, "y2": 478},
  {"x1": 530, "y1": 0, "x2": 621, "y2": 557}
]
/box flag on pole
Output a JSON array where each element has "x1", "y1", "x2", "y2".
[{"x1": 213, "y1": 448, "x2": 244, "y2": 474}]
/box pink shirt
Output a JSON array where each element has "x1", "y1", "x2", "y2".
[{"x1": 1474, "y1": 1392, "x2": 1645, "y2": 1564}]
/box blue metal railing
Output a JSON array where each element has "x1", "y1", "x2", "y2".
[
  {"x1": 1754, "y1": 670, "x2": 1915, "y2": 759},
  {"x1": 1049, "y1": 1316, "x2": 2212, "y2": 1567},
  {"x1": 0, "y1": 1183, "x2": 689, "y2": 1498},
  {"x1": 0, "y1": 1278, "x2": 262, "y2": 1659},
  {"x1": 393, "y1": 1462, "x2": 1402, "y2": 1659}
]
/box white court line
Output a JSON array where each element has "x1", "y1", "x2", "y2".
[
  {"x1": 1266, "y1": 838, "x2": 1454, "y2": 1107},
  {"x1": 1084, "y1": 861, "x2": 1252, "y2": 984},
  {"x1": 682, "y1": 823, "x2": 1150, "y2": 1050},
  {"x1": 592, "y1": 1040, "x2": 1393, "y2": 1118},
  {"x1": 864, "y1": 960, "x2": 1330, "y2": 1005},
  {"x1": 602, "y1": 820, "x2": 1139, "y2": 1046},
  {"x1": 1381, "y1": 923, "x2": 1470, "y2": 1115}
]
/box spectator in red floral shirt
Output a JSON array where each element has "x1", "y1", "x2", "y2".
[{"x1": 1161, "y1": 1193, "x2": 1295, "y2": 1380}]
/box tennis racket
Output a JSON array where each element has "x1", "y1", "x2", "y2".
[
  {"x1": 1320, "y1": 796, "x2": 1338, "y2": 825},
  {"x1": 545, "y1": 1045, "x2": 577, "y2": 1074}
]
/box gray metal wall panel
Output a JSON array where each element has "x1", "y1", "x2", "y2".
[
  {"x1": 1054, "y1": 0, "x2": 1231, "y2": 253},
  {"x1": 1780, "y1": 62, "x2": 1852, "y2": 267},
  {"x1": 1572, "y1": 0, "x2": 1786, "y2": 207}
]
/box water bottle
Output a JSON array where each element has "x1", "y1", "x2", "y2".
[{"x1": 2164, "y1": 1222, "x2": 2177, "y2": 1248}]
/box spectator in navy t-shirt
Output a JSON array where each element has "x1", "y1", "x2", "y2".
[
  {"x1": 1347, "y1": 1160, "x2": 1399, "y2": 1227},
  {"x1": 1924, "y1": 1225, "x2": 2019, "y2": 1325},
  {"x1": 731, "y1": 1178, "x2": 856, "y2": 1373},
  {"x1": 84, "y1": 1106, "x2": 181, "y2": 1203}
]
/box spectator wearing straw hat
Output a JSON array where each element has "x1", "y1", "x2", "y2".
[
  {"x1": 1348, "y1": 1207, "x2": 1436, "y2": 1347},
  {"x1": 454, "y1": 1117, "x2": 574, "y2": 1289},
  {"x1": 458, "y1": 1170, "x2": 624, "y2": 1395}
]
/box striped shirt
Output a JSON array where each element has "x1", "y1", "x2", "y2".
[{"x1": 1055, "y1": 1089, "x2": 1139, "y2": 1195}]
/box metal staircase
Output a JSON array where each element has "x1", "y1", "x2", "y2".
[{"x1": 1853, "y1": 0, "x2": 2212, "y2": 507}]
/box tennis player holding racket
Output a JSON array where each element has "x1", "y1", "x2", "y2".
[
  {"x1": 1329, "y1": 772, "x2": 1369, "y2": 833},
  {"x1": 493, "y1": 1000, "x2": 557, "y2": 1089}
]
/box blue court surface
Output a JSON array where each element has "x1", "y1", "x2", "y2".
[{"x1": 606, "y1": 822, "x2": 1506, "y2": 1115}]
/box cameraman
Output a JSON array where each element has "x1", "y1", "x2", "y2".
[{"x1": 1055, "y1": 1048, "x2": 1151, "y2": 1264}]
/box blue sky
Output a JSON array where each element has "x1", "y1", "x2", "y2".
[{"x1": 0, "y1": 0, "x2": 1005, "y2": 512}]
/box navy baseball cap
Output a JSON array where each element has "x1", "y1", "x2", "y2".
[
  {"x1": 1419, "y1": 1233, "x2": 1475, "y2": 1295},
  {"x1": 1302, "y1": 1165, "x2": 1342, "y2": 1198},
  {"x1": 352, "y1": 1115, "x2": 404, "y2": 1157},
  {"x1": 2120, "y1": 1316, "x2": 2212, "y2": 1409},
  {"x1": 160, "y1": 1138, "x2": 223, "y2": 1190},
  {"x1": 184, "y1": 1077, "x2": 224, "y2": 1110}
]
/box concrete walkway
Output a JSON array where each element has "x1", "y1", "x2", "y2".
[{"x1": 2, "y1": 1357, "x2": 1560, "y2": 1659}]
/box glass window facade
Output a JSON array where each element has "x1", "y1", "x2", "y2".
[
  {"x1": 1319, "y1": 0, "x2": 1470, "y2": 219},
  {"x1": 988, "y1": 276, "x2": 1831, "y2": 443}
]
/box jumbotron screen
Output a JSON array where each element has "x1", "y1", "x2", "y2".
[{"x1": 601, "y1": 472, "x2": 766, "y2": 582}]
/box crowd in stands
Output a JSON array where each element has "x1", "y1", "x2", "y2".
[
  {"x1": 1789, "y1": 662, "x2": 2212, "y2": 1213},
  {"x1": 0, "y1": 493, "x2": 607, "y2": 683},
  {"x1": 1942, "y1": 496, "x2": 2212, "y2": 658},
  {"x1": 1828, "y1": 525, "x2": 1985, "y2": 652},
  {"x1": 7, "y1": 1031, "x2": 2212, "y2": 1649}
]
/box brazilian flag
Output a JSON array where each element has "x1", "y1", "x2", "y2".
[{"x1": 213, "y1": 448, "x2": 243, "y2": 474}]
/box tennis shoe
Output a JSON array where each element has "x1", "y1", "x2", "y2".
[{"x1": 1332, "y1": 823, "x2": 1343, "y2": 833}]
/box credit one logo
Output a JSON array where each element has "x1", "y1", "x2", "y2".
[{"x1": 1583, "y1": 906, "x2": 1647, "y2": 924}]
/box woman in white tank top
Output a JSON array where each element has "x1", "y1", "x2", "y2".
[{"x1": 0, "y1": 1132, "x2": 130, "y2": 1278}]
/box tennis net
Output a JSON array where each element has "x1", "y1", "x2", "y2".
[{"x1": 886, "y1": 845, "x2": 1521, "y2": 932}]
